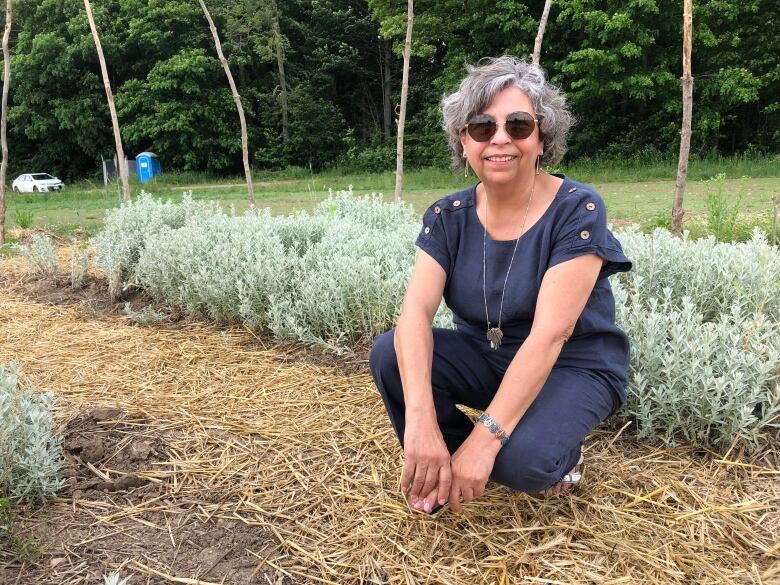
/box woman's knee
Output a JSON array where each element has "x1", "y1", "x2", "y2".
[
  {"x1": 368, "y1": 329, "x2": 398, "y2": 380},
  {"x1": 491, "y1": 441, "x2": 574, "y2": 492}
]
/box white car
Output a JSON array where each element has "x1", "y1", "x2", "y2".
[{"x1": 12, "y1": 173, "x2": 65, "y2": 192}]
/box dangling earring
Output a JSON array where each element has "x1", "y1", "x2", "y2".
[
  {"x1": 464, "y1": 153, "x2": 470, "y2": 178},
  {"x1": 535, "y1": 155, "x2": 541, "y2": 175}
]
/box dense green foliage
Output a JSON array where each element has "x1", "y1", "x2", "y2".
[
  {"x1": 90, "y1": 193, "x2": 780, "y2": 451},
  {"x1": 3, "y1": 0, "x2": 778, "y2": 180}
]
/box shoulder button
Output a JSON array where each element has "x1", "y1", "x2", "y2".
[
  {"x1": 424, "y1": 226, "x2": 431, "y2": 234},
  {"x1": 453, "y1": 200, "x2": 461, "y2": 207},
  {"x1": 434, "y1": 206, "x2": 441, "y2": 214},
  {"x1": 585, "y1": 202, "x2": 596, "y2": 211},
  {"x1": 580, "y1": 230, "x2": 590, "y2": 240}
]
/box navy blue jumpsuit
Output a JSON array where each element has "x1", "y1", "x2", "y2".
[{"x1": 369, "y1": 174, "x2": 633, "y2": 492}]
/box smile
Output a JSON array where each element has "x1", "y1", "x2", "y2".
[{"x1": 484, "y1": 155, "x2": 517, "y2": 162}]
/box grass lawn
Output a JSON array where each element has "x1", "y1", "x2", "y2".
[{"x1": 3, "y1": 160, "x2": 779, "y2": 238}]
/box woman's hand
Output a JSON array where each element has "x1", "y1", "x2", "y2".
[
  {"x1": 448, "y1": 426, "x2": 501, "y2": 513},
  {"x1": 401, "y1": 414, "x2": 452, "y2": 513}
]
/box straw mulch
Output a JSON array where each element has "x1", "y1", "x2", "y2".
[{"x1": 0, "y1": 257, "x2": 778, "y2": 584}]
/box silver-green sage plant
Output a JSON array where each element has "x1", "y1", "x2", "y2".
[
  {"x1": 92, "y1": 190, "x2": 780, "y2": 452},
  {"x1": 13, "y1": 233, "x2": 58, "y2": 277},
  {"x1": 0, "y1": 362, "x2": 64, "y2": 503}
]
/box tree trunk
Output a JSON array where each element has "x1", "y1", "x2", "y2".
[
  {"x1": 382, "y1": 38, "x2": 392, "y2": 143},
  {"x1": 394, "y1": 0, "x2": 413, "y2": 203},
  {"x1": 269, "y1": 0, "x2": 288, "y2": 144},
  {"x1": 199, "y1": 0, "x2": 256, "y2": 206},
  {"x1": 84, "y1": 0, "x2": 131, "y2": 205},
  {"x1": 0, "y1": 0, "x2": 11, "y2": 244},
  {"x1": 532, "y1": 0, "x2": 553, "y2": 66},
  {"x1": 672, "y1": 0, "x2": 693, "y2": 237}
]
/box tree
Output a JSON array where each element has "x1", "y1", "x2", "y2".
[
  {"x1": 0, "y1": 0, "x2": 10, "y2": 244},
  {"x1": 268, "y1": 0, "x2": 288, "y2": 144},
  {"x1": 393, "y1": 0, "x2": 413, "y2": 202},
  {"x1": 672, "y1": 0, "x2": 693, "y2": 237},
  {"x1": 533, "y1": 0, "x2": 553, "y2": 66},
  {"x1": 83, "y1": 0, "x2": 130, "y2": 204},
  {"x1": 198, "y1": 0, "x2": 255, "y2": 206}
]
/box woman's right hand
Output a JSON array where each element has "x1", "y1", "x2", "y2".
[{"x1": 401, "y1": 414, "x2": 452, "y2": 512}]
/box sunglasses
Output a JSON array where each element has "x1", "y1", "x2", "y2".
[{"x1": 463, "y1": 111, "x2": 542, "y2": 142}]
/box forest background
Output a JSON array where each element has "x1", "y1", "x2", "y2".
[{"x1": 4, "y1": 0, "x2": 778, "y2": 182}]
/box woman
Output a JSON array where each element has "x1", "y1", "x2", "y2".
[{"x1": 369, "y1": 56, "x2": 632, "y2": 514}]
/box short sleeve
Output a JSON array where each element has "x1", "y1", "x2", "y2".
[
  {"x1": 548, "y1": 191, "x2": 632, "y2": 280},
  {"x1": 415, "y1": 202, "x2": 451, "y2": 274}
]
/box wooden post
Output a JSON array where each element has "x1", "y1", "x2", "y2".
[
  {"x1": 84, "y1": 0, "x2": 131, "y2": 205},
  {"x1": 198, "y1": 0, "x2": 256, "y2": 206},
  {"x1": 393, "y1": 0, "x2": 413, "y2": 203},
  {"x1": 672, "y1": 0, "x2": 693, "y2": 237},
  {"x1": 0, "y1": 0, "x2": 11, "y2": 244},
  {"x1": 532, "y1": 0, "x2": 553, "y2": 66}
]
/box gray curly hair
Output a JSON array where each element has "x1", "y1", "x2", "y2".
[{"x1": 442, "y1": 56, "x2": 574, "y2": 170}]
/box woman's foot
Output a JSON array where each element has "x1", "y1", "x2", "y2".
[{"x1": 531, "y1": 453, "x2": 584, "y2": 499}]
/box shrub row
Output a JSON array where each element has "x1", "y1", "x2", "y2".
[{"x1": 91, "y1": 192, "x2": 780, "y2": 451}]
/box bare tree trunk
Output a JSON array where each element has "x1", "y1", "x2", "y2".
[
  {"x1": 199, "y1": 0, "x2": 256, "y2": 206},
  {"x1": 393, "y1": 0, "x2": 413, "y2": 203},
  {"x1": 382, "y1": 39, "x2": 392, "y2": 143},
  {"x1": 84, "y1": 2, "x2": 130, "y2": 205},
  {"x1": 672, "y1": 0, "x2": 693, "y2": 237},
  {"x1": 84, "y1": 0, "x2": 130, "y2": 205},
  {"x1": 532, "y1": 0, "x2": 553, "y2": 66},
  {"x1": 0, "y1": 0, "x2": 11, "y2": 244},
  {"x1": 269, "y1": 0, "x2": 288, "y2": 144}
]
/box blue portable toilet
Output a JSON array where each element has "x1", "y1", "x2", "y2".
[{"x1": 136, "y1": 152, "x2": 161, "y2": 183}]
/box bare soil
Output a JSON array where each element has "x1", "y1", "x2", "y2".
[{"x1": 1, "y1": 407, "x2": 287, "y2": 585}]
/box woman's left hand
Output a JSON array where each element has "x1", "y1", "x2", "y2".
[{"x1": 447, "y1": 428, "x2": 501, "y2": 513}]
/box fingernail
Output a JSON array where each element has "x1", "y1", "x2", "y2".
[
  {"x1": 413, "y1": 501, "x2": 422, "y2": 510},
  {"x1": 423, "y1": 501, "x2": 431, "y2": 512},
  {"x1": 439, "y1": 498, "x2": 447, "y2": 505},
  {"x1": 410, "y1": 495, "x2": 417, "y2": 504}
]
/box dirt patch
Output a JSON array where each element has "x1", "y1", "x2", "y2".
[
  {"x1": 1, "y1": 408, "x2": 290, "y2": 585},
  {"x1": 62, "y1": 408, "x2": 165, "y2": 500}
]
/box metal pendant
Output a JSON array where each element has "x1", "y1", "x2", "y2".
[{"x1": 486, "y1": 327, "x2": 503, "y2": 350}]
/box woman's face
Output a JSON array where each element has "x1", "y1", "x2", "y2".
[{"x1": 460, "y1": 86, "x2": 544, "y2": 187}]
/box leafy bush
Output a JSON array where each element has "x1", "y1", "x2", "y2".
[
  {"x1": 11, "y1": 209, "x2": 34, "y2": 229},
  {"x1": 704, "y1": 173, "x2": 743, "y2": 242},
  {"x1": 69, "y1": 242, "x2": 89, "y2": 290},
  {"x1": 93, "y1": 193, "x2": 780, "y2": 451},
  {"x1": 13, "y1": 234, "x2": 58, "y2": 277},
  {"x1": 0, "y1": 362, "x2": 64, "y2": 503},
  {"x1": 91, "y1": 191, "x2": 218, "y2": 298},
  {"x1": 123, "y1": 303, "x2": 167, "y2": 325}
]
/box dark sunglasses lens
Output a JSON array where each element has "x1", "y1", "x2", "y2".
[
  {"x1": 506, "y1": 113, "x2": 535, "y2": 139},
  {"x1": 467, "y1": 120, "x2": 497, "y2": 142}
]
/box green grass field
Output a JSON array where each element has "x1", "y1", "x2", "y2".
[{"x1": 3, "y1": 155, "x2": 779, "y2": 240}]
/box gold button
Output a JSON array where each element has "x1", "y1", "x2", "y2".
[
  {"x1": 424, "y1": 226, "x2": 431, "y2": 234},
  {"x1": 580, "y1": 230, "x2": 590, "y2": 239},
  {"x1": 434, "y1": 206, "x2": 441, "y2": 214},
  {"x1": 453, "y1": 200, "x2": 461, "y2": 207},
  {"x1": 586, "y1": 202, "x2": 596, "y2": 211},
  {"x1": 568, "y1": 187, "x2": 577, "y2": 193}
]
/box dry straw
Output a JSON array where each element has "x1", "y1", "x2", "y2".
[{"x1": 0, "y1": 254, "x2": 778, "y2": 584}]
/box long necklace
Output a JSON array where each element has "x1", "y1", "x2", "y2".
[{"x1": 482, "y1": 177, "x2": 536, "y2": 350}]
